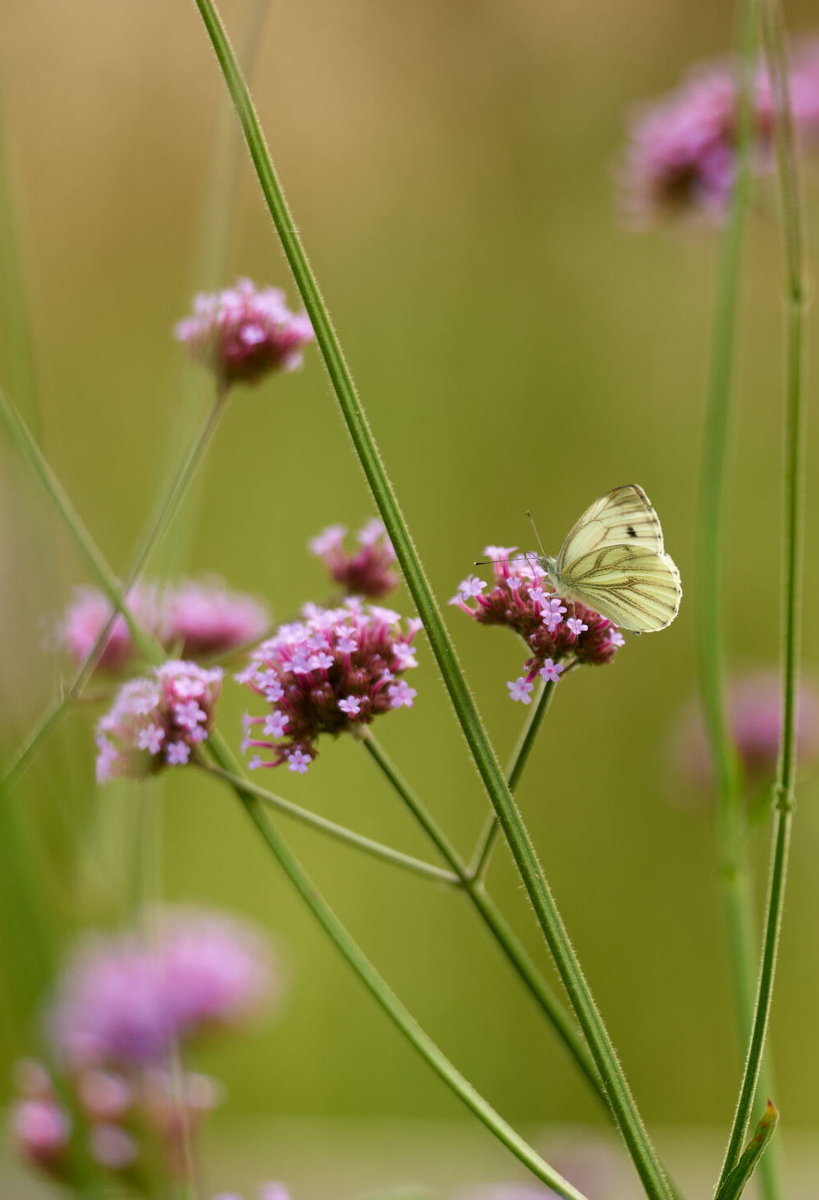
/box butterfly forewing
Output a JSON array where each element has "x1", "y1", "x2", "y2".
[
  {"x1": 556, "y1": 484, "x2": 665, "y2": 570},
  {"x1": 559, "y1": 543, "x2": 681, "y2": 632}
]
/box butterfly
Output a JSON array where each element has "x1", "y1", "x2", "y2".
[{"x1": 535, "y1": 484, "x2": 682, "y2": 634}]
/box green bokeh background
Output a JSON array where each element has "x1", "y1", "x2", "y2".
[{"x1": 2, "y1": 0, "x2": 819, "y2": 1184}]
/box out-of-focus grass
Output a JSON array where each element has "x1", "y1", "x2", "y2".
[{"x1": 1, "y1": 0, "x2": 818, "y2": 1141}]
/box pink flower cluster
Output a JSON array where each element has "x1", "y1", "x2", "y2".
[
  {"x1": 238, "y1": 599, "x2": 421, "y2": 772},
  {"x1": 13, "y1": 909, "x2": 276, "y2": 1187},
  {"x1": 309, "y1": 517, "x2": 399, "y2": 600},
  {"x1": 95, "y1": 660, "x2": 223, "y2": 783},
  {"x1": 175, "y1": 278, "x2": 313, "y2": 386},
  {"x1": 52, "y1": 908, "x2": 274, "y2": 1068},
  {"x1": 451, "y1": 549, "x2": 624, "y2": 702},
  {"x1": 621, "y1": 42, "x2": 819, "y2": 225},
  {"x1": 58, "y1": 577, "x2": 270, "y2": 674},
  {"x1": 672, "y1": 671, "x2": 819, "y2": 794}
]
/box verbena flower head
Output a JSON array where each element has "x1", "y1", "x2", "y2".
[
  {"x1": 161, "y1": 578, "x2": 270, "y2": 658},
  {"x1": 621, "y1": 42, "x2": 819, "y2": 226},
  {"x1": 238, "y1": 598, "x2": 421, "y2": 772},
  {"x1": 672, "y1": 671, "x2": 819, "y2": 793},
  {"x1": 57, "y1": 579, "x2": 269, "y2": 675},
  {"x1": 56, "y1": 584, "x2": 161, "y2": 673},
  {"x1": 155, "y1": 907, "x2": 274, "y2": 1036},
  {"x1": 622, "y1": 66, "x2": 739, "y2": 224},
  {"x1": 451, "y1": 549, "x2": 623, "y2": 701},
  {"x1": 309, "y1": 518, "x2": 399, "y2": 599},
  {"x1": 12, "y1": 1098, "x2": 71, "y2": 1173},
  {"x1": 50, "y1": 908, "x2": 276, "y2": 1070},
  {"x1": 95, "y1": 661, "x2": 223, "y2": 783},
  {"x1": 175, "y1": 278, "x2": 313, "y2": 387}
]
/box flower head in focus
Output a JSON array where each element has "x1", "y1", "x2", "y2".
[
  {"x1": 95, "y1": 660, "x2": 223, "y2": 783},
  {"x1": 238, "y1": 598, "x2": 421, "y2": 772},
  {"x1": 175, "y1": 278, "x2": 313, "y2": 387},
  {"x1": 451, "y1": 549, "x2": 623, "y2": 702},
  {"x1": 309, "y1": 518, "x2": 399, "y2": 599},
  {"x1": 671, "y1": 671, "x2": 819, "y2": 796}
]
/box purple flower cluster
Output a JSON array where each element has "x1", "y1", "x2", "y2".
[
  {"x1": 672, "y1": 671, "x2": 819, "y2": 794},
  {"x1": 238, "y1": 599, "x2": 421, "y2": 772},
  {"x1": 57, "y1": 577, "x2": 270, "y2": 675},
  {"x1": 175, "y1": 278, "x2": 313, "y2": 387},
  {"x1": 309, "y1": 518, "x2": 399, "y2": 600},
  {"x1": 51, "y1": 908, "x2": 274, "y2": 1069},
  {"x1": 13, "y1": 909, "x2": 276, "y2": 1187},
  {"x1": 451, "y1": 549, "x2": 624, "y2": 702},
  {"x1": 621, "y1": 42, "x2": 819, "y2": 225},
  {"x1": 95, "y1": 660, "x2": 223, "y2": 783}
]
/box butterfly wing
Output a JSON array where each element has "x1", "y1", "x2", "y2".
[
  {"x1": 556, "y1": 484, "x2": 665, "y2": 570},
  {"x1": 556, "y1": 542, "x2": 682, "y2": 633}
]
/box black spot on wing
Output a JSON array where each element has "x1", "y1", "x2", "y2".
[{"x1": 627, "y1": 525, "x2": 637, "y2": 538}]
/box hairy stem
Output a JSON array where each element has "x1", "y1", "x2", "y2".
[
  {"x1": 190, "y1": 7, "x2": 672, "y2": 1193},
  {"x1": 469, "y1": 678, "x2": 556, "y2": 880},
  {"x1": 199, "y1": 761, "x2": 459, "y2": 885},
  {"x1": 206, "y1": 733, "x2": 590, "y2": 1200},
  {"x1": 715, "y1": 0, "x2": 807, "y2": 1190}
]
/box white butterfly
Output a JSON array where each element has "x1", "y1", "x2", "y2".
[{"x1": 536, "y1": 485, "x2": 682, "y2": 634}]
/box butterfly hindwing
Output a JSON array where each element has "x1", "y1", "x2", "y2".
[
  {"x1": 556, "y1": 484, "x2": 665, "y2": 569},
  {"x1": 558, "y1": 543, "x2": 681, "y2": 633}
]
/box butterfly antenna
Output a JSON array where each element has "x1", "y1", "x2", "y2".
[{"x1": 525, "y1": 510, "x2": 548, "y2": 559}]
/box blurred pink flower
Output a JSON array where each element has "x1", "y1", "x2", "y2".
[
  {"x1": 12, "y1": 1099, "x2": 71, "y2": 1172},
  {"x1": 161, "y1": 578, "x2": 270, "y2": 658},
  {"x1": 238, "y1": 598, "x2": 421, "y2": 772},
  {"x1": 95, "y1": 660, "x2": 223, "y2": 783},
  {"x1": 57, "y1": 578, "x2": 270, "y2": 675},
  {"x1": 672, "y1": 671, "x2": 819, "y2": 791},
  {"x1": 451, "y1": 549, "x2": 623, "y2": 700},
  {"x1": 157, "y1": 907, "x2": 275, "y2": 1036},
  {"x1": 51, "y1": 908, "x2": 277, "y2": 1070},
  {"x1": 56, "y1": 584, "x2": 161, "y2": 673},
  {"x1": 622, "y1": 67, "x2": 738, "y2": 224},
  {"x1": 309, "y1": 518, "x2": 399, "y2": 599},
  {"x1": 621, "y1": 40, "x2": 819, "y2": 225},
  {"x1": 175, "y1": 278, "x2": 313, "y2": 387}
]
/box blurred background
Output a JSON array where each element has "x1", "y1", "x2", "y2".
[{"x1": 1, "y1": 0, "x2": 819, "y2": 1196}]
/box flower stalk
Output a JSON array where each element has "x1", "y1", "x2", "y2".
[
  {"x1": 189, "y1": 5, "x2": 673, "y2": 1195},
  {"x1": 205, "y1": 732, "x2": 590, "y2": 1200},
  {"x1": 715, "y1": 0, "x2": 807, "y2": 1191}
]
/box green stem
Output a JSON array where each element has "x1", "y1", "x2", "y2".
[
  {"x1": 0, "y1": 103, "x2": 39, "y2": 435},
  {"x1": 4, "y1": 0, "x2": 266, "y2": 788},
  {"x1": 695, "y1": 3, "x2": 782, "y2": 1196},
  {"x1": 469, "y1": 678, "x2": 556, "y2": 880},
  {"x1": 2, "y1": 387, "x2": 227, "y2": 791},
  {"x1": 190, "y1": 7, "x2": 671, "y2": 1194},
  {"x1": 715, "y1": 1, "x2": 806, "y2": 1191},
  {"x1": 199, "y1": 761, "x2": 459, "y2": 886},
  {"x1": 359, "y1": 729, "x2": 604, "y2": 1106},
  {"x1": 0, "y1": 385, "x2": 157, "y2": 663},
  {"x1": 205, "y1": 733, "x2": 590, "y2": 1200}
]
